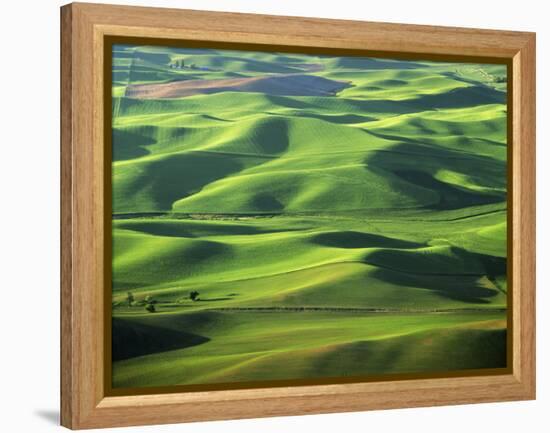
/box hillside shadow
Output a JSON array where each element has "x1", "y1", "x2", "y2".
[
  {"x1": 251, "y1": 192, "x2": 284, "y2": 211},
  {"x1": 112, "y1": 239, "x2": 232, "y2": 289},
  {"x1": 196, "y1": 55, "x2": 306, "y2": 74},
  {"x1": 393, "y1": 169, "x2": 504, "y2": 210},
  {"x1": 341, "y1": 85, "x2": 503, "y2": 115},
  {"x1": 134, "y1": 51, "x2": 171, "y2": 65},
  {"x1": 375, "y1": 79, "x2": 408, "y2": 86},
  {"x1": 247, "y1": 117, "x2": 290, "y2": 155},
  {"x1": 264, "y1": 94, "x2": 312, "y2": 109},
  {"x1": 115, "y1": 220, "x2": 305, "y2": 238},
  {"x1": 364, "y1": 246, "x2": 506, "y2": 304},
  {"x1": 364, "y1": 142, "x2": 506, "y2": 210},
  {"x1": 366, "y1": 130, "x2": 506, "y2": 149},
  {"x1": 112, "y1": 127, "x2": 154, "y2": 161},
  {"x1": 441, "y1": 71, "x2": 506, "y2": 91},
  {"x1": 310, "y1": 328, "x2": 506, "y2": 376},
  {"x1": 311, "y1": 231, "x2": 422, "y2": 249},
  {"x1": 264, "y1": 94, "x2": 419, "y2": 115},
  {"x1": 114, "y1": 151, "x2": 244, "y2": 211},
  {"x1": 176, "y1": 239, "x2": 232, "y2": 266},
  {"x1": 112, "y1": 317, "x2": 210, "y2": 361},
  {"x1": 371, "y1": 267, "x2": 496, "y2": 304},
  {"x1": 344, "y1": 85, "x2": 505, "y2": 115},
  {"x1": 332, "y1": 57, "x2": 426, "y2": 70},
  {"x1": 409, "y1": 85, "x2": 506, "y2": 110},
  {"x1": 290, "y1": 112, "x2": 377, "y2": 124}
]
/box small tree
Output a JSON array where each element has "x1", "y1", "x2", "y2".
[
  {"x1": 143, "y1": 295, "x2": 157, "y2": 313},
  {"x1": 144, "y1": 295, "x2": 157, "y2": 305},
  {"x1": 189, "y1": 291, "x2": 200, "y2": 302},
  {"x1": 126, "y1": 292, "x2": 135, "y2": 307}
]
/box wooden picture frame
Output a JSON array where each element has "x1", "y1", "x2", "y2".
[{"x1": 61, "y1": 2, "x2": 536, "y2": 429}]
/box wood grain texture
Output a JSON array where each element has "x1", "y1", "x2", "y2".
[
  {"x1": 60, "y1": 4, "x2": 73, "y2": 429},
  {"x1": 60, "y1": 2, "x2": 536, "y2": 429},
  {"x1": 511, "y1": 34, "x2": 536, "y2": 396}
]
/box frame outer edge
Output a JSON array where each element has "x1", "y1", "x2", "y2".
[
  {"x1": 60, "y1": 3, "x2": 537, "y2": 429},
  {"x1": 60, "y1": 3, "x2": 74, "y2": 429},
  {"x1": 519, "y1": 34, "x2": 536, "y2": 398}
]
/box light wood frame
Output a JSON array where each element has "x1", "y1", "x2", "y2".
[{"x1": 61, "y1": 2, "x2": 536, "y2": 429}]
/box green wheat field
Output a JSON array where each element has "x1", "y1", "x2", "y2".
[{"x1": 111, "y1": 44, "x2": 508, "y2": 389}]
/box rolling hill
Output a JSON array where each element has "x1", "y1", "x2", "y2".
[{"x1": 110, "y1": 44, "x2": 508, "y2": 390}]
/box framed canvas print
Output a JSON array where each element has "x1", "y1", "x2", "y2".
[{"x1": 60, "y1": 3, "x2": 536, "y2": 429}]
